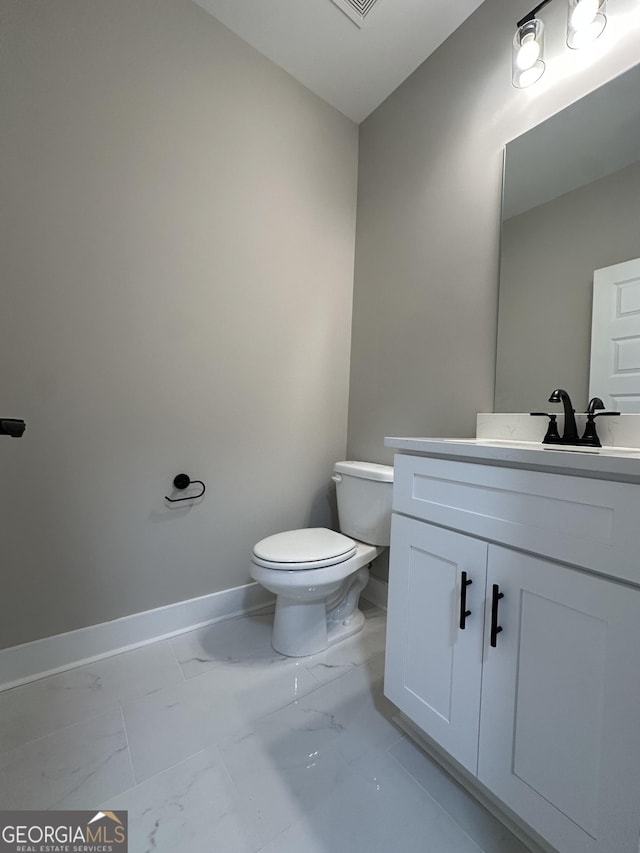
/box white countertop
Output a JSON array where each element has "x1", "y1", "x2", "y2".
[{"x1": 384, "y1": 436, "x2": 640, "y2": 483}]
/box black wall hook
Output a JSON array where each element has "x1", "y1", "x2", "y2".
[{"x1": 165, "y1": 473, "x2": 206, "y2": 503}]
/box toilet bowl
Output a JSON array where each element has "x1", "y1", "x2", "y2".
[{"x1": 250, "y1": 462, "x2": 393, "y2": 657}]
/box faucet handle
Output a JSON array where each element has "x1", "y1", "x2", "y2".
[
  {"x1": 591, "y1": 411, "x2": 620, "y2": 420},
  {"x1": 530, "y1": 412, "x2": 562, "y2": 444},
  {"x1": 580, "y1": 409, "x2": 620, "y2": 447},
  {"x1": 586, "y1": 397, "x2": 605, "y2": 415}
]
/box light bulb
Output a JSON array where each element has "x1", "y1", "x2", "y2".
[
  {"x1": 570, "y1": 0, "x2": 599, "y2": 30},
  {"x1": 569, "y1": 18, "x2": 605, "y2": 46},
  {"x1": 518, "y1": 64, "x2": 545, "y2": 88},
  {"x1": 567, "y1": 0, "x2": 606, "y2": 48},
  {"x1": 516, "y1": 33, "x2": 541, "y2": 70}
]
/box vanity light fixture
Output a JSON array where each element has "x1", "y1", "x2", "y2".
[
  {"x1": 513, "y1": 0, "x2": 608, "y2": 88},
  {"x1": 513, "y1": 15, "x2": 546, "y2": 88}
]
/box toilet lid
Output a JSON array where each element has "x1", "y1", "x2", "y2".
[{"x1": 253, "y1": 528, "x2": 356, "y2": 570}]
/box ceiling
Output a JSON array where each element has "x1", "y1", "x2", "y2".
[{"x1": 193, "y1": 0, "x2": 487, "y2": 123}]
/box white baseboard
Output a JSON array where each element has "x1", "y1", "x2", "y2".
[
  {"x1": 0, "y1": 582, "x2": 275, "y2": 692},
  {"x1": 362, "y1": 575, "x2": 388, "y2": 609}
]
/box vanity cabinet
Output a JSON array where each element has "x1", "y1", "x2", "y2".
[{"x1": 384, "y1": 452, "x2": 640, "y2": 853}]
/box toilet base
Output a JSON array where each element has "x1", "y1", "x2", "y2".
[
  {"x1": 270, "y1": 565, "x2": 369, "y2": 657},
  {"x1": 272, "y1": 601, "x2": 367, "y2": 657}
]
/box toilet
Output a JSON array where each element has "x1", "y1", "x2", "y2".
[{"x1": 250, "y1": 461, "x2": 394, "y2": 657}]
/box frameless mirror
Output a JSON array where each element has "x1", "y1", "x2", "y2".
[{"x1": 494, "y1": 62, "x2": 640, "y2": 413}]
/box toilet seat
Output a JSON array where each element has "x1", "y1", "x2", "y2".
[{"x1": 252, "y1": 527, "x2": 356, "y2": 570}]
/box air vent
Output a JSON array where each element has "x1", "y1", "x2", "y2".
[{"x1": 329, "y1": 0, "x2": 381, "y2": 28}]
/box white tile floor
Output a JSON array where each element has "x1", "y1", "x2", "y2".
[{"x1": 0, "y1": 604, "x2": 530, "y2": 852}]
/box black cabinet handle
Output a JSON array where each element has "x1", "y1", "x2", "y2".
[
  {"x1": 459, "y1": 571, "x2": 472, "y2": 629},
  {"x1": 490, "y1": 583, "x2": 504, "y2": 647}
]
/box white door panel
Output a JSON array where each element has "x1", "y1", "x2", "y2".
[{"x1": 590, "y1": 257, "x2": 640, "y2": 411}]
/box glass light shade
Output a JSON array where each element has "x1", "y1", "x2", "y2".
[
  {"x1": 512, "y1": 19, "x2": 545, "y2": 88},
  {"x1": 567, "y1": 0, "x2": 607, "y2": 49}
]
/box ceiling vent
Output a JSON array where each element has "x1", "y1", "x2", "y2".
[{"x1": 328, "y1": 0, "x2": 381, "y2": 28}]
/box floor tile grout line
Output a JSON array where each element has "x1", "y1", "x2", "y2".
[
  {"x1": 0, "y1": 705, "x2": 126, "y2": 762},
  {"x1": 118, "y1": 704, "x2": 139, "y2": 789},
  {"x1": 111, "y1": 738, "x2": 232, "y2": 800},
  {"x1": 215, "y1": 743, "x2": 265, "y2": 843},
  {"x1": 165, "y1": 636, "x2": 188, "y2": 682}
]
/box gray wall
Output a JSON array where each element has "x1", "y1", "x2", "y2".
[
  {"x1": 0, "y1": 0, "x2": 358, "y2": 649},
  {"x1": 347, "y1": 0, "x2": 640, "y2": 467},
  {"x1": 496, "y1": 160, "x2": 640, "y2": 413}
]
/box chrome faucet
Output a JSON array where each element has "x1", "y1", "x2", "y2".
[{"x1": 548, "y1": 389, "x2": 579, "y2": 444}]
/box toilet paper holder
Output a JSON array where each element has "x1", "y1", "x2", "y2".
[{"x1": 165, "y1": 473, "x2": 206, "y2": 503}]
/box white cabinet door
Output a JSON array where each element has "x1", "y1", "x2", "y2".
[
  {"x1": 479, "y1": 546, "x2": 640, "y2": 853},
  {"x1": 384, "y1": 515, "x2": 487, "y2": 773}
]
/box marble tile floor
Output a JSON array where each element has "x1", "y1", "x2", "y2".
[{"x1": 0, "y1": 603, "x2": 530, "y2": 853}]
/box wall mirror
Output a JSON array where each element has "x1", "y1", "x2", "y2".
[{"x1": 494, "y1": 62, "x2": 640, "y2": 413}]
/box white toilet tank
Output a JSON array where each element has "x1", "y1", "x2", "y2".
[{"x1": 332, "y1": 461, "x2": 394, "y2": 546}]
